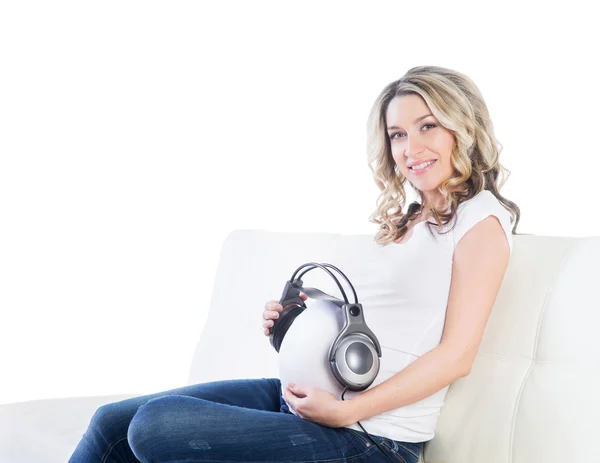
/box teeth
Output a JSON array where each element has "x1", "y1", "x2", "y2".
[{"x1": 411, "y1": 160, "x2": 435, "y2": 170}]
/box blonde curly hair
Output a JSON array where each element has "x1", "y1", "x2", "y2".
[{"x1": 367, "y1": 65, "x2": 521, "y2": 246}]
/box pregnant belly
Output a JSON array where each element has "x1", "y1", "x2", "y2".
[
  {"x1": 278, "y1": 299, "x2": 348, "y2": 405},
  {"x1": 277, "y1": 299, "x2": 419, "y2": 414}
]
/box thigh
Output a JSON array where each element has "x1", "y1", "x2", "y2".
[
  {"x1": 127, "y1": 394, "x2": 401, "y2": 463},
  {"x1": 102, "y1": 376, "x2": 281, "y2": 419},
  {"x1": 97, "y1": 377, "x2": 281, "y2": 433},
  {"x1": 70, "y1": 377, "x2": 282, "y2": 463}
]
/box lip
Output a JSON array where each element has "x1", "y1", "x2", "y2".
[
  {"x1": 410, "y1": 159, "x2": 437, "y2": 175},
  {"x1": 407, "y1": 159, "x2": 437, "y2": 168}
]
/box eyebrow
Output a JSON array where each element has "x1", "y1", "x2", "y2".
[{"x1": 386, "y1": 114, "x2": 433, "y2": 131}]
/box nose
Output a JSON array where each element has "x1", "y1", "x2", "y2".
[{"x1": 404, "y1": 134, "x2": 426, "y2": 157}]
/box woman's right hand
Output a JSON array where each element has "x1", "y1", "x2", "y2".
[{"x1": 263, "y1": 292, "x2": 308, "y2": 336}]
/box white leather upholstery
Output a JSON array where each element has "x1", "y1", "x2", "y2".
[
  {"x1": 188, "y1": 230, "x2": 600, "y2": 463},
  {"x1": 3, "y1": 229, "x2": 599, "y2": 462}
]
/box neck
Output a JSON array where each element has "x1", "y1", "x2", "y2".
[{"x1": 422, "y1": 190, "x2": 447, "y2": 214}]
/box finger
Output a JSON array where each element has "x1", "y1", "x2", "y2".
[
  {"x1": 263, "y1": 310, "x2": 279, "y2": 321},
  {"x1": 283, "y1": 390, "x2": 292, "y2": 406},
  {"x1": 263, "y1": 312, "x2": 279, "y2": 326},
  {"x1": 266, "y1": 305, "x2": 282, "y2": 315},
  {"x1": 284, "y1": 394, "x2": 301, "y2": 417}
]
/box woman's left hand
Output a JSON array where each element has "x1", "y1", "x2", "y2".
[{"x1": 283, "y1": 383, "x2": 350, "y2": 428}]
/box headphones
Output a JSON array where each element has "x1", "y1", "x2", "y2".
[{"x1": 269, "y1": 262, "x2": 382, "y2": 392}]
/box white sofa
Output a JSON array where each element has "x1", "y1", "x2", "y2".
[{"x1": 3, "y1": 229, "x2": 599, "y2": 463}]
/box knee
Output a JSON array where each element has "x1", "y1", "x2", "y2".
[
  {"x1": 127, "y1": 395, "x2": 185, "y2": 459},
  {"x1": 127, "y1": 397, "x2": 163, "y2": 453},
  {"x1": 89, "y1": 401, "x2": 126, "y2": 433},
  {"x1": 76, "y1": 401, "x2": 131, "y2": 456}
]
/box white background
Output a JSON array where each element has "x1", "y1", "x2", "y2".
[{"x1": 1, "y1": 1, "x2": 598, "y2": 405}]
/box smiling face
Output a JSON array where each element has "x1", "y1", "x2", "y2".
[{"x1": 386, "y1": 94, "x2": 456, "y2": 209}]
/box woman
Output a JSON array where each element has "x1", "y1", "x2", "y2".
[{"x1": 68, "y1": 65, "x2": 521, "y2": 463}]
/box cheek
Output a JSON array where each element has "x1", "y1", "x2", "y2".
[
  {"x1": 438, "y1": 132, "x2": 456, "y2": 157},
  {"x1": 391, "y1": 151, "x2": 405, "y2": 169}
]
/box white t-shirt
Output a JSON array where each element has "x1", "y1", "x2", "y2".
[{"x1": 278, "y1": 189, "x2": 514, "y2": 443}]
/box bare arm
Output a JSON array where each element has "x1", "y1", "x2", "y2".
[{"x1": 341, "y1": 215, "x2": 511, "y2": 426}]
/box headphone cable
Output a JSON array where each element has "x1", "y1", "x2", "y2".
[{"x1": 341, "y1": 386, "x2": 397, "y2": 463}]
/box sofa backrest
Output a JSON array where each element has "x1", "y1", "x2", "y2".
[{"x1": 188, "y1": 229, "x2": 600, "y2": 463}]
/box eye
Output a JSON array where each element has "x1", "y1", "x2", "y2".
[{"x1": 390, "y1": 123, "x2": 437, "y2": 140}]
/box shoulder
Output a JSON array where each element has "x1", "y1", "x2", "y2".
[
  {"x1": 441, "y1": 193, "x2": 513, "y2": 373},
  {"x1": 453, "y1": 190, "x2": 514, "y2": 256}
]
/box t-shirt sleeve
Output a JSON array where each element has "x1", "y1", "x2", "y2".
[{"x1": 452, "y1": 190, "x2": 514, "y2": 255}]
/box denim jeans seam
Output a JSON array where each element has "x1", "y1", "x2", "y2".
[
  {"x1": 339, "y1": 447, "x2": 389, "y2": 463},
  {"x1": 346, "y1": 428, "x2": 419, "y2": 463},
  {"x1": 396, "y1": 442, "x2": 421, "y2": 460},
  {"x1": 382, "y1": 442, "x2": 408, "y2": 463},
  {"x1": 346, "y1": 428, "x2": 392, "y2": 451},
  {"x1": 344, "y1": 428, "x2": 375, "y2": 447},
  {"x1": 371, "y1": 439, "x2": 406, "y2": 463},
  {"x1": 100, "y1": 435, "x2": 127, "y2": 463}
]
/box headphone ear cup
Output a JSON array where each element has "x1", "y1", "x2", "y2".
[
  {"x1": 330, "y1": 335, "x2": 380, "y2": 391},
  {"x1": 269, "y1": 304, "x2": 306, "y2": 353}
]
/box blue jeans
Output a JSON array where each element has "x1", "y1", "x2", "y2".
[{"x1": 68, "y1": 377, "x2": 424, "y2": 463}]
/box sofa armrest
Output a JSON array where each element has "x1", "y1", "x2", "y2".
[{"x1": 1, "y1": 393, "x2": 141, "y2": 463}]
